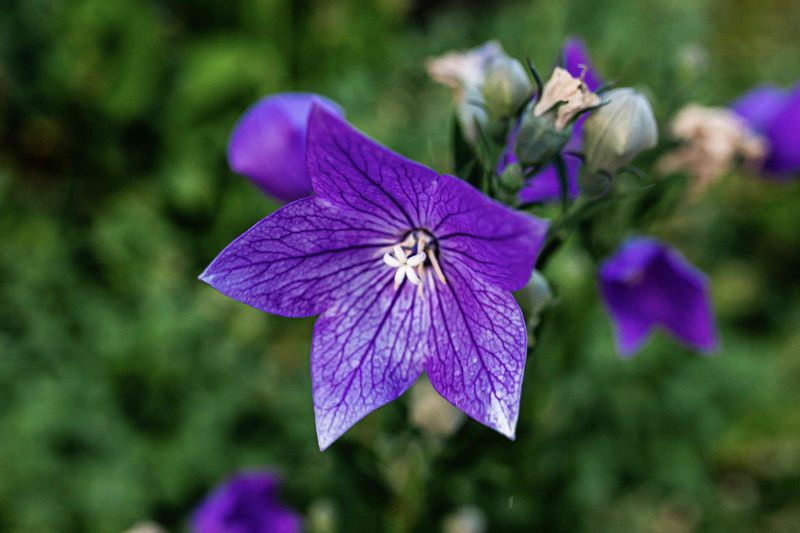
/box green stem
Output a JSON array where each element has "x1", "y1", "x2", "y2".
[{"x1": 553, "y1": 153, "x2": 570, "y2": 214}]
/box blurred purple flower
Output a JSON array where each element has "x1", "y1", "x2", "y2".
[
  {"x1": 228, "y1": 93, "x2": 343, "y2": 202},
  {"x1": 202, "y1": 106, "x2": 548, "y2": 449},
  {"x1": 497, "y1": 37, "x2": 600, "y2": 203},
  {"x1": 599, "y1": 238, "x2": 718, "y2": 357},
  {"x1": 192, "y1": 471, "x2": 301, "y2": 533},
  {"x1": 731, "y1": 83, "x2": 800, "y2": 178},
  {"x1": 561, "y1": 38, "x2": 602, "y2": 93}
]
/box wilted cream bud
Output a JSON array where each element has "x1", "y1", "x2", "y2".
[
  {"x1": 482, "y1": 57, "x2": 532, "y2": 118},
  {"x1": 409, "y1": 377, "x2": 464, "y2": 438},
  {"x1": 533, "y1": 67, "x2": 600, "y2": 130},
  {"x1": 427, "y1": 41, "x2": 508, "y2": 144},
  {"x1": 123, "y1": 522, "x2": 166, "y2": 533},
  {"x1": 657, "y1": 104, "x2": 766, "y2": 196},
  {"x1": 583, "y1": 88, "x2": 658, "y2": 176},
  {"x1": 443, "y1": 506, "x2": 487, "y2": 533},
  {"x1": 307, "y1": 499, "x2": 337, "y2": 533}
]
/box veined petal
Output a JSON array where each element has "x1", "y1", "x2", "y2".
[
  {"x1": 312, "y1": 275, "x2": 428, "y2": 450},
  {"x1": 424, "y1": 267, "x2": 528, "y2": 439},
  {"x1": 306, "y1": 105, "x2": 438, "y2": 231},
  {"x1": 432, "y1": 174, "x2": 548, "y2": 291},
  {"x1": 200, "y1": 197, "x2": 396, "y2": 317}
]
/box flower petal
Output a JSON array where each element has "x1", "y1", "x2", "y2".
[
  {"x1": 306, "y1": 105, "x2": 438, "y2": 231},
  {"x1": 424, "y1": 267, "x2": 527, "y2": 439},
  {"x1": 762, "y1": 84, "x2": 800, "y2": 176},
  {"x1": 431, "y1": 174, "x2": 549, "y2": 291},
  {"x1": 311, "y1": 276, "x2": 427, "y2": 450},
  {"x1": 599, "y1": 238, "x2": 718, "y2": 356},
  {"x1": 599, "y1": 273, "x2": 660, "y2": 356},
  {"x1": 656, "y1": 250, "x2": 719, "y2": 352},
  {"x1": 200, "y1": 197, "x2": 395, "y2": 317},
  {"x1": 228, "y1": 93, "x2": 342, "y2": 203},
  {"x1": 730, "y1": 85, "x2": 788, "y2": 134},
  {"x1": 562, "y1": 37, "x2": 602, "y2": 92},
  {"x1": 518, "y1": 153, "x2": 581, "y2": 204}
]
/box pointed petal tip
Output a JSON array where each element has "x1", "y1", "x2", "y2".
[
  {"x1": 315, "y1": 417, "x2": 345, "y2": 452},
  {"x1": 489, "y1": 394, "x2": 518, "y2": 440},
  {"x1": 197, "y1": 267, "x2": 215, "y2": 285},
  {"x1": 496, "y1": 413, "x2": 518, "y2": 441},
  {"x1": 316, "y1": 433, "x2": 334, "y2": 452}
]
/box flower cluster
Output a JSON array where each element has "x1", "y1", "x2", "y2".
[{"x1": 200, "y1": 36, "x2": 797, "y2": 451}]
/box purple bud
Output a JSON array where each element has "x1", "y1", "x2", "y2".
[
  {"x1": 228, "y1": 93, "x2": 343, "y2": 202},
  {"x1": 191, "y1": 471, "x2": 301, "y2": 533},
  {"x1": 731, "y1": 83, "x2": 800, "y2": 178}
]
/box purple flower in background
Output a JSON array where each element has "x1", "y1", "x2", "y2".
[
  {"x1": 192, "y1": 471, "x2": 301, "y2": 533},
  {"x1": 561, "y1": 38, "x2": 602, "y2": 93},
  {"x1": 497, "y1": 37, "x2": 601, "y2": 203},
  {"x1": 202, "y1": 106, "x2": 548, "y2": 449},
  {"x1": 228, "y1": 93, "x2": 343, "y2": 202},
  {"x1": 599, "y1": 238, "x2": 718, "y2": 357},
  {"x1": 731, "y1": 83, "x2": 800, "y2": 178}
]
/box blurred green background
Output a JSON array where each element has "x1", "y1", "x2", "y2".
[{"x1": 2, "y1": 0, "x2": 800, "y2": 531}]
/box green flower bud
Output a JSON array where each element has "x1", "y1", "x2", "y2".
[
  {"x1": 583, "y1": 88, "x2": 658, "y2": 176},
  {"x1": 498, "y1": 162, "x2": 524, "y2": 192},
  {"x1": 482, "y1": 57, "x2": 532, "y2": 118},
  {"x1": 514, "y1": 103, "x2": 573, "y2": 167},
  {"x1": 515, "y1": 270, "x2": 553, "y2": 346}
]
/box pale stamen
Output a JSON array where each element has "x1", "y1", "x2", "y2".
[
  {"x1": 383, "y1": 245, "x2": 426, "y2": 289},
  {"x1": 382, "y1": 231, "x2": 447, "y2": 291},
  {"x1": 428, "y1": 250, "x2": 447, "y2": 284}
]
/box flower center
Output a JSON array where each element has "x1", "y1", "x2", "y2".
[{"x1": 382, "y1": 229, "x2": 447, "y2": 290}]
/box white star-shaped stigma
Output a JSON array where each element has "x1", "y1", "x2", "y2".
[{"x1": 383, "y1": 245, "x2": 426, "y2": 289}]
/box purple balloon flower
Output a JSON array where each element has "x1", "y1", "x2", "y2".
[
  {"x1": 731, "y1": 83, "x2": 800, "y2": 178},
  {"x1": 497, "y1": 37, "x2": 600, "y2": 203},
  {"x1": 191, "y1": 471, "x2": 301, "y2": 533},
  {"x1": 202, "y1": 106, "x2": 549, "y2": 449},
  {"x1": 228, "y1": 93, "x2": 343, "y2": 202},
  {"x1": 561, "y1": 37, "x2": 601, "y2": 93},
  {"x1": 599, "y1": 238, "x2": 718, "y2": 357}
]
